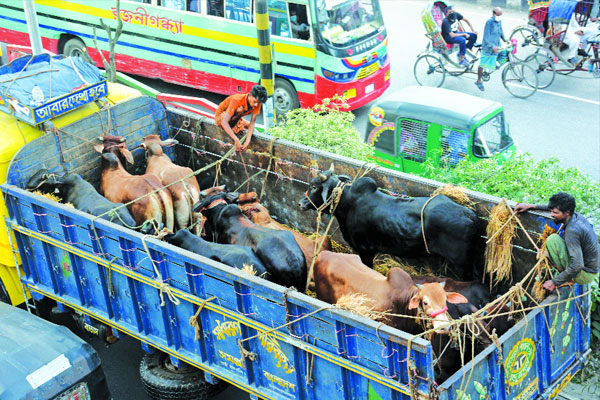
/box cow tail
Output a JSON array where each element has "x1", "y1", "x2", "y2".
[{"x1": 157, "y1": 188, "x2": 175, "y2": 232}]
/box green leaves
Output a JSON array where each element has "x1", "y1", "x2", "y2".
[{"x1": 267, "y1": 96, "x2": 373, "y2": 161}]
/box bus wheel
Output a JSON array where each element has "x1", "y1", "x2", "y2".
[
  {"x1": 63, "y1": 37, "x2": 87, "y2": 58},
  {"x1": 273, "y1": 78, "x2": 299, "y2": 116},
  {"x1": 139, "y1": 352, "x2": 228, "y2": 400}
]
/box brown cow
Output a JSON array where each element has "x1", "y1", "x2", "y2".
[
  {"x1": 237, "y1": 192, "x2": 332, "y2": 271},
  {"x1": 141, "y1": 135, "x2": 202, "y2": 233},
  {"x1": 95, "y1": 136, "x2": 174, "y2": 233},
  {"x1": 313, "y1": 251, "x2": 468, "y2": 334}
]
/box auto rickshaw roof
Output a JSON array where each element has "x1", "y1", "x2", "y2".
[{"x1": 374, "y1": 86, "x2": 503, "y2": 132}]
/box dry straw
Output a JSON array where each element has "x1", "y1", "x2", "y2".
[
  {"x1": 532, "y1": 225, "x2": 557, "y2": 301},
  {"x1": 373, "y1": 254, "x2": 436, "y2": 277},
  {"x1": 241, "y1": 263, "x2": 257, "y2": 276},
  {"x1": 485, "y1": 200, "x2": 516, "y2": 286},
  {"x1": 33, "y1": 190, "x2": 74, "y2": 208},
  {"x1": 336, "y1": 293, "x2": 386, "y2": 322},
  {"x1": 432, "y1": 184, "x2": 474, "y2": 208}
]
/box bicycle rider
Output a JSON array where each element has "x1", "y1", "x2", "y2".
[
  {"x1": 475, "y1": 7, "x2": 508, "y2": 91},
  {"x1": 441, "y1": 4, "x2": 478, "y2": 67}
]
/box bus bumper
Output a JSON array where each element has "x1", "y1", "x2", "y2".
[{"x1": 315, "y1": 62, "x2": 390, "y2": 111}]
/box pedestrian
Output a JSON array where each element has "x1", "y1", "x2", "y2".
[
  {"x1": 515, "y1": 192, "x2": 599, "y2": 292},
  {"x1": 214, "y1": 85, "x2": 267, "y2": 152},
  {"x1": 441, "y1": 4, "x2": 478, "y2": 67},
  {"x1": 475, "y1": 7, "x2": 507, "y2": 91}
]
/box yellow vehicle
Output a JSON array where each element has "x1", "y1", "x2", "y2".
[{"x1": 0, "y1": 52, "x2": 140, "y2": 306}]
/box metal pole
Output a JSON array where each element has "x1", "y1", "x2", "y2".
[
  {"x1": 255, "y1": 0, "x2": 275, "y2": 128},
  {"x1": 23, "y1": 0, "x2": 43, "y2": 55}
]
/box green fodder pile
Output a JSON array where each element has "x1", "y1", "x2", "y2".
[{"x1": 485, "y1": 200, "x2": 516, "y2": 286}]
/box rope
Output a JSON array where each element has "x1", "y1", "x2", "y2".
[
  {"x1": 486, "y1": 209, "x2": 518, "y2": 244},
  {"x1": 189, "y1": 295, "x2": 217, "y2": 342},
  {"x1": 141, "y1": 230, "x2": 180, "y2": 307},
  {"x1": 237, "y1": 338, "x2": 257, "y2": 362},
  {"x1": 420, "y1": 195, "x2": 439, "y2": 254}
]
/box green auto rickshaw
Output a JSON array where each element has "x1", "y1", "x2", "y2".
[{"x1": 365, "y1": 86, "x2": 516, "y2": 175}]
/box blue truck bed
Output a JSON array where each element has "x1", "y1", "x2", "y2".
[{"x1": 1, "y1": 96, "x2": 591, "y2": 400}]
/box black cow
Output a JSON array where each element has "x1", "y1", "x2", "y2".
[
  {"x1": 298, "y1": 165, "x2": 484, "y2": 278},
  {"x1": 193, "y1": 189, "x2": 306, "y2": 289},
  {"x1": 165, "y1": 229, "x2": 268, "y2": 277},
  {"x1": 26, "y1": 169, "x2": 137, "y2": 228}
]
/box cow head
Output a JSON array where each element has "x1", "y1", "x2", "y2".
[
  {"x1": 193, "y1": 188, "x2": 229, "y2": 214},
  {"x1": 408, "y1": 281, "x2": 468, "y2": 333},
  {"x1": 94, "y1": 136, "x2": 134, "y2": 165},
  {"x1": 26, "y1": 169, "x2": 64, "y2": 195},
  {"x1": 298, "y1": 164, "x2": 352, "y2": 212},
  {"x1": 140, "y1": 134, "x2": 178, "y2": 157}
]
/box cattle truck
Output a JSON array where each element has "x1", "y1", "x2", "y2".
[{"x1": 0, "y1": 88, "x2": 592, "y2": 398}]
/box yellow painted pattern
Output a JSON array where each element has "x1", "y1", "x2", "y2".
[
  {"x1": 9, "y1": 221, "x2": 412, "y2": 396},
  {"x1": 35, "y1": 0, "x2": 315, "y2": 59}
]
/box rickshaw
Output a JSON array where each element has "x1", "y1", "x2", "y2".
[
  {"x1": 364, "y1": 86, "x2": 517, "y2": 175},
  {"x1": 415, "y1": 0, "x2": 539, "y2": 98},
  {"x1": 510, "y1": 0, "x2": 600, "y2": 85}
]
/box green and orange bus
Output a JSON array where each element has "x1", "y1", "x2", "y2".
[{"x1": 0, "y1": 0, "x2": 390, "y2": 115}]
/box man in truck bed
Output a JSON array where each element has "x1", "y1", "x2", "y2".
[{"x1": 516, "y1": 192, "x2": 599, "y2": 291}]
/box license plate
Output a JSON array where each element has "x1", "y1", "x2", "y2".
[
  {"x1": 56, "y1": 382, "x2": 90, "y2": 400},
  {"x1": 343, "y1": 88, "x2": 357, "y2": 99},
  {"x1": 365, "y1": 83, "x2": 374, "y2": 93}
]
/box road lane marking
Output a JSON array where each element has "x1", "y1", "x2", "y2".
[{"x1": 506, "y1": 83, "x2": 600, "y2": 104}]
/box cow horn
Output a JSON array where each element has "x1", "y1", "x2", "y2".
[
  {"x1": 318, "y1": 173, "x2": 327, "y2": 182},
  {"x1": 200, "y1": 189, "x2": 208, "y2": 198},
  {"x1": 415, "y1": 283, "x2": 423, "y2": 289},
  {"x1": 328, "y1": 163, "x2": 335, "y2": 172},
  {"x1": 439, "y1": 281, "x2": 446, "y2": 288},
  {"x1": 119, "y1": 137, "x2": 126, "y2": 142}
]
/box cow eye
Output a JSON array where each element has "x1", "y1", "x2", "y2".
[{"x1": 423, "y1": 301, "x2": 429, "y2": 306}]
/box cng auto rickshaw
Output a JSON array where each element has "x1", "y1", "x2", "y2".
[{"x1": 365, "y1": 86, "x2": 516, "y2": 175}]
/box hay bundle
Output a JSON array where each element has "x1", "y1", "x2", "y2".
[
  {"x1": 485, "y1": 200, "x2": 516, "y2": 285},
  {"x1": 330, "y1": 238, "x2": 353, "y2": 254},
  {"x1": 241, "y1": 263, "x2": 257, "y2": 276},
  {"x1": 372, "y1": 254, "x2": 436, "y2": 277},
  {"x1": 32, "y1": 190, "x2": 74, "y2": 208},
  {"x1": 431, "y1": 184, "x2": 474, "y2": 208},
  {"x1": 336, "y1": 293, "x2": 386, "y2": 322},
  {"x1": 532, "y1": 225, "x2": 557, "y2": 301}
]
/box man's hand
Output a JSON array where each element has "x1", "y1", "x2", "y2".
[
  {"x1": 493, "y1": 46, "x2": 499, "y2": 53},
  {"x1": 543, "y1": 280, "x2": 556, "y2": 292},
  {"x1": 514, "y1": 203, "x2": 535, "y2": 213},
  {"x1": 473, "y1": 30, "x2": 478, "y2": 35},
  {"x1": 241, "y1": 138, "x2": 251, "y2": 152},
  {"x1": 233, "y1": 138, "x2": 243, "y2": 153}
]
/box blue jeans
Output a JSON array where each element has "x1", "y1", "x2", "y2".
[{"x1": 446, "y1": 33, "x2": 477, "y2": 57}]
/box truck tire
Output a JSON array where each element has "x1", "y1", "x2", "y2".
[
  {"x1": 273, "y1": 78, "x2": 299, "y2": 117},
  {"x1": 139, "y1": 352, "x2": 228, "y2": 400},
  {"x1": 0, "y1": 279, "x2": 10, "y2": 305},
  {"x1": 63, "y1": 37, "x2": 87, "y2": 58}
]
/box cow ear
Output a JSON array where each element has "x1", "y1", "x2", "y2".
[
  {"x1": 120, "y1": 148, "x2": 134, "y2": 164},
  {"x1": 446, "y1": 292, "x2": 468, "y2": 304},
  {"x1": 408, "y1": 294, "x2": 420, "y2": 310},
  {"x1": 94, "y1": 144, "x2": 104, "y2": 153},
  {"x1": 321, "y1": 181, "x2": 330, "y2": 204},
  {"x1": 161, "y1": 139, "x2": 178, "y2": 147}
]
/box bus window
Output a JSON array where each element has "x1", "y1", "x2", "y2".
[
  {"x1": 226, "y1": 0, "x2": 252, "y2": 22},
  {"x1": 163, "y1": 0, "x2": 186, "y2": 10},
  {"x1": 208, "y1": 0, "x2": 225, "y2": 16},
  {"x1": 188, "y1": 0, "x2": 200, "y2": 12},
  {"x1": 268, "y1": 0, "x2": 291, "y2": 37},
  {"x1": 317, "y1": 0, "x2": 384, "y2": 47},
  {"x1": 289, "y1": 3, "x2": 311, "y2": 40}
]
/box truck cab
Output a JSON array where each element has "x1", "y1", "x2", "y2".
[
  {"x1": 0, "y1": 53, "x2": 140, "y2": 306},
  {"x1": 365, "y1": 86, "x2": 516, "y2": 174}
]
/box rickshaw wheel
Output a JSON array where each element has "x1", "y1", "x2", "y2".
[
  {"x1": 502, "y1": 62, "x2": 538, "y2": 98},
  {"x1": 509, "y1": 26, "x2": 541, "y2": 61},
  {"x1": 413, "y1": 53, "x2": 446, "y2": 87},
  {"x1": 524, "y1": 48, "x2": 556, "y2": 89},
  {"x1": 592, "y1": 61, "x2": 600, "y2": 79}
]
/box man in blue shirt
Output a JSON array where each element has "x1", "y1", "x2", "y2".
[{"x1": 475, "y1": 7, "x2": 507, "y2": 91}]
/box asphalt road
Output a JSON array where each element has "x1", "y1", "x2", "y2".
[{"x1": 56, "y1": 1, "x2": 600, "y2": 399}]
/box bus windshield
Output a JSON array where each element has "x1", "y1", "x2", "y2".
[{"x1": 316, "y1": 0, "x2": 384, "y2": 47}]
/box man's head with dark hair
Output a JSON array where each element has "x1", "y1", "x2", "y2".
[
  {"x1": 250, "y1": 85, "x2": 268, "y2": 104},
  {"x1": 548, "y1": 192, "x2": 575, "y2": 223}
]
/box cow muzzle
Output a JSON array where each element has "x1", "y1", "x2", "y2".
[{"x1": 298, "y1": 196, "x2": 311, "y2": 210}]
